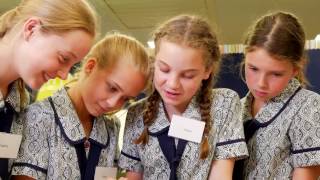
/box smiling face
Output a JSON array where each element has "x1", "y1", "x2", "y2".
[
  {"x1": 80, "y1": 57, "x2": 147, "y2": 117},
  {"x1": 14, "y1": 19, "x2": 93, "y2": 89},
  {"x1": 245, "y1": 48, "x2": 298, "y2": 103},
  {"x1": 153, "y1": 40, "x2": 211, "y2": 111}
]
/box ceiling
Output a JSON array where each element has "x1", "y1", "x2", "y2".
[{"x1": 1, "y1": 0, "x2": 320, "y2": 45}]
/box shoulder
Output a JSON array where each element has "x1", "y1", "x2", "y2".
[
  {"x1": 211, "y1": 88, "x2": 241, "y2": 107},
  {"x1": 295, "y1": 88, "x2": 320, "y2": 108},
  {"x1": 212, "y1": 88, "x2": 240, "y2": 99},
  {"x1": 24, "y1": 99, "x2": 53, "y2": 115},
  {"x1": 126, "y1": 98, "x2": 147, "y2": 121}
]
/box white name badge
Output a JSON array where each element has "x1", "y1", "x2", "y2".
[
  {"x1": 94, "y1": 167, "x2": 117, "y2": 180},
  {"x1": 168, "y1": 115, "x2": 205, "y2": 143},
  {"x1": 0, "y1": 132, "x2": 22, "y2": 158}
]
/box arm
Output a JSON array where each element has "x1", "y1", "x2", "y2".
[
  {"x1": 126, "y1": 171, "x2": 143, "y2": 180},
  {"x1": 292, "y1": 166, "x2": 320, "y2": 180},
  {"x1": 208, "y1": 159, "x2": 235, "y2": 180}
]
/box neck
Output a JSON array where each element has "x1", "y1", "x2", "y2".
[
  {"x1": 67, "y1": 84, "x2": 93, "y2": 137},
  {"x1": 163, "y1": 102, "x2": 188, "y2": 121},
  {"x1": 251, "y1": 98, "x2": 265, "y2": 117},
  {"x1": 0, "y1": 39, "x2": 19, "y2": 97}
]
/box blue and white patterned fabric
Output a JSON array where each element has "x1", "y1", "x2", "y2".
[
  {"x1": 11, "y1": 88, "x2": 120, "y2": 180},
  {"x1": 241, "y1": 78, "x2": 320, "y2": 179},
  {"x1": 0, "y1": 81, "x2": 28, "y2": 179},
  {"x1": 119, "y1": 88, "x2": 248, "y2": 179}
]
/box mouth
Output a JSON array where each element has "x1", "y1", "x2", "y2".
[
  {"x1": 254, "y1": 89, "x2": 268, "y2": 97},
  {"x1": 164, "y1": 90, "x2": 181, "y2": 98},
  {"x1": 43, "y1": 73, "x2": 55, "y2": 82}
]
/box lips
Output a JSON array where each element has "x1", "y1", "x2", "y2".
[
  {"x1": 164, "y1": 90, "x2": 181, "y2": 99},
  {"x1": 254, "y1": 89, "x2": 268, "y2": 97},
  {"x1": 43, "y1": 73, "x2": 55, "y2": 81}
]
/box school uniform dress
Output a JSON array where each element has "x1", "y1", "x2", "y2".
[
  {"x1": 11, "y1": 88, "x2": 120, "y2": 180},
  {"x1": 119, "y1": 88, "x2": 248, "y2": 179},
  {"x1": 0, "y1": 81, "x2": 27, "y2": 180},
  {"x1": 241, "y1": 78, "x2": 320, "y2": 179}
]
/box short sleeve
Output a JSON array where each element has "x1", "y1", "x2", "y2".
[
  {"x1": 289, "y1": 94, "x2": 320, "y2": 168},
  {"x1": 118, "y1": 105, "x2": 143, "y2": 173},
  {"x1": 214, "y1": 90, "x2": 248, "y2": 160},
  {"x1": 11, "y1": 102, "x2": 50, "y2": 179}
]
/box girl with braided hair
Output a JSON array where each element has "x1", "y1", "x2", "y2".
[{"x1": 119, "y1": 14, "x2": 248, "y2": 180}]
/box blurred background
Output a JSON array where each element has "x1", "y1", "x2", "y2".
[{"x1": 2, "y1": 0, "x2": 320, "y2": 45}]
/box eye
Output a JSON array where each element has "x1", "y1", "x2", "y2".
[
  {"x1": 248, "y1": 66, "x2": 258, "y2": 72},
  {"x1": 159, "y1": 66, "x2": 169, "y2": 73},
  {"x1": 106, "y1": 83, "x2": 118, "y2": 93},
  {"x1": 272, "y1": 73, "x2": 283, "y2": 77},
  {"x1": 58, "y1": 55, "x2": 69, "y2": 64},
  {"x1": 182, "y1": 73, "x2": 195, "y2": 79}
]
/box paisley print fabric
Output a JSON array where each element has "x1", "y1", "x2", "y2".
[
  {"x1": 119, "y1": 88, "x2": 248, "y2": 179},
  {"x1": 11, "y1": 88, "x2": 120, "y2": 180},
  {"x1": 241, "y1": 79, "x2": 320, "y2": 179}
]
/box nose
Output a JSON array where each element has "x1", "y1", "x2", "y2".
[
  {"x1": 167, "y1": 74, "x2": 180, "y2": 90},
  {"x1": 257, "y1": 74, "x2": 267, "y2": 89},
  {"x1": 57, "y1": 70, "x2": 69, "y2": 80},
  {"x1": 106, "y1": 95, "x2": 123, "y2": 110},
  {"x1": 57, "y1": 65, "x2": 72, "y2": 80}
]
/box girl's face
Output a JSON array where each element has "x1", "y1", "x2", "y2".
[
  {"x1": 80, "y1": 57, "x2": 146, "y2": 117},
  {"x1": 154, "y1": 40, "x2": 211, "y2": 111},
  {"x1": 245, "y1": 48, "x2": 298, "y2": 103},
  {"x1": 14, "y1": 18, "x2": 93, "y2": 89}
]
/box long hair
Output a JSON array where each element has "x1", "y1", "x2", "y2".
[
  {"x1": 244, "y1": 11, "x2": 307, "y2": 85},
  {"x1": 135, "y1": 15, "x2": 221, "y2": 159}
]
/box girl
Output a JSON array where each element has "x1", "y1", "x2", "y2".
[
  {"x1": 0, "y1": 0, "x2": 97, "y2": 178},
  {"x1": 11, "y1": 33, "x2": 150, "y2": 179},
  {"x1": 238, "y1": 12, "x2": 320, "y2": 179},
  {"x1": 119, "y1": 15, "x2": 248, "y2": 179}
]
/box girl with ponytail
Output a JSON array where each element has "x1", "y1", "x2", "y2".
[{"x1": 119, "y1": 14, "x2": 248, "y2": 179}]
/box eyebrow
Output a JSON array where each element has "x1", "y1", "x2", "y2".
[
  {"x1": 59, "y1": 50, "x2": 77, "y2": 59},
  {"x1": 110, "y1": 80, "x2": 135, "y2": 99},
  {"x1": 158, "y1": 60, "x2": 200, "y2": 73},
  {"x1": 247, "y1": 63, "x2": 286, "y2": 73},
  {"x1": 67, "y1": 51, "x2": 77, "y2": 59}
]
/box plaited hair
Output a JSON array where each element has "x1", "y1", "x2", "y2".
[{"x1": 135, "y1": 15, "x2": 220, "y2": 159}]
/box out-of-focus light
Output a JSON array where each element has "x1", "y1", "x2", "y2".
[{"x1": 147, "y1": 40, "x2": 155, "y2": 49}]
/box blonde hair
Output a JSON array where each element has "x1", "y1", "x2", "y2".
[
  {"x1": 135, "y1": 15, "x2": 221, "y2": 159},
  {"x1": 0, "y1": 0, "x2": 98, "y2": 109},
  {"x1": 77, "y1": 32, "x2": 150, "y2": 82}
]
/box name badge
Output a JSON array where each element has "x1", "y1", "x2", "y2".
[
  {"x1": 168, "y1": 115, "x2": 205, "y2": 143},
  {"x1": 94, "y1": 167, "x2": 117, "y2": 180},
  {"x1": 0, "y1": 133, "x2": 22, "y2": 158}
]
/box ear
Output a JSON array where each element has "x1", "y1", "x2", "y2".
[
  {"x1": 203, "y1": 67, "x2": 212, "y2": 80},
  {"x1": 84, "y1": 58, "x2": 97, "y2": 74},
  {"x1": 23, "y1": 17, "x2": 42, "y2": 41},
  {"x1": 292, "y1": 66, "x2": 299, "y2": 78}
]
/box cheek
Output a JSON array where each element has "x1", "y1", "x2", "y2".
[
  {"x1": 271, "y1": 78, "x2": 291, "y2": 94},
  {"x1": 244, "y1": 70, "x2": 256, "y2": 87},
  {"x1": 183, "y1": 79, "x2": 202, "y2": 93},
  {"x1": 153, "y1": 71, "x2": 166, "y2": 86}
]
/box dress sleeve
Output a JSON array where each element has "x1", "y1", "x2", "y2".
[
  {"x1": 118, "y1": 105, "x2": 144, "y2": 173},
  {"x1": 214, "y1": 90, "x2": 249, "y2": 160},
  {"x1": 289, "y1": 93, "x2": 320, "y2": 168},
  {"x1": 11, "y1": 102, "x2": 50, "y2": 180}
]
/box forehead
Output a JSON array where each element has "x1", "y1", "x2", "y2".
[
  {"x1": 156, "y1": 40, "x2": 205, "y2": 69},
  {"x1": 245, "y1": 48, "x2": 294, "y2": 70},
  {"x1": 54, "y1": 30, "x2": 93, "y2": 59}
]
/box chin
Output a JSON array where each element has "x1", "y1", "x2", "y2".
[{"x1": 25, "y1": 80, "x2": 43, "y2": 90}]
